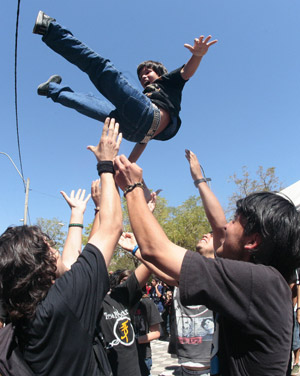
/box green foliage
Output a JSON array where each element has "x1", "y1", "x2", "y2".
[
  {"x1": 227, "y1": 166, "x2": 283, "y2": 215},
  {"x1": 35, "y1": 217, "x2": 66, "y2": 251}
]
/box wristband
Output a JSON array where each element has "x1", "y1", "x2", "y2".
[
  {"x1": 68, "y1": 223, "x2": 84, "y2": 228},
  {"x1": 297, "y1": 308, "x2": 300, "y2": 311},
  {"x1": 132, "y1": 244, "x2": 139, "y2": 256},
  {"x1": 124, "y1": 182, "x2": 144, "y2": 197},
  {"x1": 194, "y1": 177, "x2": 211, "y2": 187},
  {"x1": 97, "y1": 161, "x2": 114, "y2": 176}
]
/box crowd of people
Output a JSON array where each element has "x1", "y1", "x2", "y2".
[{"x1": 0, "y1": 9, "x2": 300, "y2": 376}]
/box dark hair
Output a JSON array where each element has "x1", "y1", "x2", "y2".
[
  {"x1": 0, "y1": 226, "x2": 57, "y2": 323},
  {"x1": 109, "y1": 269, "x2": 132, "y2": 291},
  {"x1": 236, "y1": 192, "x2": 300, "y2": 282},
  {"x1": 137, "y1": 60, "x2": 168, "y2": 80}
]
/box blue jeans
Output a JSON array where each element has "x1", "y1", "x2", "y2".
[
  {"x1": 144, "y1": 357, "x2": 152, "y2": 374},
  {"x1": 42, "y1": 22, "x2": 156, "y2": 142}
]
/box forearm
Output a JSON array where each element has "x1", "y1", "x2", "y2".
[
  {"x1": 61, "y1": 210, "x2": 84, "y2": 270},
  {"x1": 126, "y1": 188, "x2": 186, "y2": 280},
  {"x1": 128, "y1": 143, "x2": 147, "y2": 163},
  {"x1": 88, "y1": 211, "x2": 100, "y2": 241},
  {"x1": 135, "y1": 249, "x2": 178, "y2": 286},
  {"x1": 89, "y1": 173, "x2": 122, "y2": 265},
  {"x1": 181, "y1": 55, "x2": 203, "y2": 81},
  {"x1": 137, "y1": 330, "x2": 160, "y2": 344}
]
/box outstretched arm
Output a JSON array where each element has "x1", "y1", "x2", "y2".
[
  {"x1": 185, "y1": 149, "x2": 226, "y2": 250},
  {"x1": 114, "y1": 155, "x2": 186, "y2": 280},
  {"x1": 87, "y1": 118, "x2": 123, "y2": 266},
  {"x1": 56, "y1": 188, "x2": 91, "y2": 275},
  {"x1": 128, "y1": 143, "x2": 147, "y2": 163},
  {"x1": 119, "y1": 232, "x2": 178, "y2": 286},
  {"x1": 181, "y1": 35, "x2": 217, "y2": 81},
  {"x1": 88, "y1": 179, "x2": 101, "y2": 241}
]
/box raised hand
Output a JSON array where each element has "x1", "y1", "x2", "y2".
[
  {"x1": 60, "y1": 188, "x2": 91, "y2": 214},
  {"x1": 87, "y1": 117, "x2": 122, "y2": 162},
  {"x1": 184, "y1": 35, "x2": 217, "y2": 57},
  {"x1": 118, "y1": 232, "x2": 137, "y2": 252},
  {"x1": 114, "y1": 155, "x2": 143, "y2": 192},
  {"x1": 91, "y1": 179, "x2": 101, "y2": 210},
  {"x1": 185, "y1": 149, "x2": 203, "y2": 181}
]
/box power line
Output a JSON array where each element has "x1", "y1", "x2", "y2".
[{"x1": 15, "y1": 0, "x2": 25, "y2": 191}]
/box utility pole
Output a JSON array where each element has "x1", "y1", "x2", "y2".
[{"x1": 0, "y1": 152, "x2": 30, "y2": 225}]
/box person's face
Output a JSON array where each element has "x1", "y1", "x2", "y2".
[
  {"x1": 203, "y1": 319, "x2": 214, "y2": 333},
  {"x1": 196, "y1": 233, "x2": 214, "y2": 258},
  {"x1": 139, "y1": 67, "x2": 160, "y2": 88},
  {"x1": 216, "y1": 214, "x2": 249, "y2": 261}
]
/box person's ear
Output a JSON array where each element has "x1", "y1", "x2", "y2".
[{"x1": 244, "y1": 233, "x2": 262, "y2": 251}]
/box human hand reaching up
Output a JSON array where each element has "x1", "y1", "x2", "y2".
[{"x1": 184, "y1": 35, "x2": 217, "y2": 57}]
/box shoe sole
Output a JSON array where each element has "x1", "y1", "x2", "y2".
[
  {"x1": 37, "y1": 75, "x2": 62, "y2": 95},
  {"x1": 33, "y1": 10, "x2": 44, "y2": 34}
]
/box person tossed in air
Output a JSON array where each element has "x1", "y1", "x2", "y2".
[{"x1": 33, "y1": 11, "x2": 217, "y2": 162}]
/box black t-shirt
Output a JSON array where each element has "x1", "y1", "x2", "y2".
[
  {"x1": 99, "y1": 272, "x2": 145, "y2": 376},
  {"x1": 20, "y1": 243, "x2": 109, "y2": 376},
  {"x1": 143, "y1": 66, "x2": 187, "y2": 141},
  {"x1": 133, "y1": 296, "x2": 163, "y2": 360},
  {"x1": 180, "y1": 250, "x2": 293, "y2": 376}
]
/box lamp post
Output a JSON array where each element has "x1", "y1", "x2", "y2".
[{"x1": 0, "y1": 152, "x2": 30, "y2": 225}]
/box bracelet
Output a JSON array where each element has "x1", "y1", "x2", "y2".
[
  {"x1": 124, "y1": 182, "x2": 144, "y2": 197},
  {"x1": 68, "y1": 223, "x2": 84, "y2": 228},
  {"x1": 132, "y1": 245, "x2": 139, "y2": 256},
  {"x1": 297, "y1": 308, "x2": 300, "y2": 311},
  {"x1": 94, "y1": 208, "x2": 99, "y2": 215},
  {"x1": 194, "y1": 177, "x2": 211, "y2": 187},
  {"x1": 97, "y1": 161, "x2": 114, "y2": 176}
]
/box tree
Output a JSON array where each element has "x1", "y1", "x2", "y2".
[
  {"x1": 36, "y1": 217, "x2": 66, "y2": 251},
  {"x1": 227, "y1": 165, "x2": 283, "y2": 215}
]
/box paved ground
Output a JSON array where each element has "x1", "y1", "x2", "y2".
[{"x1": 151, "y1": 339, "x2": 180, "y2": 376}]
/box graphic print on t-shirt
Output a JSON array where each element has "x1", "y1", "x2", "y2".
[
  {"x1": 104, "y1": 308, "x2": 135, "y2": 348},
  {"x1": 174, "y1": 288, "x2": 214, "y2": 345}
]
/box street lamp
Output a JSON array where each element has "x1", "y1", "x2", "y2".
[{"x1": 0, "y1": 152, "x2": 30, "y2": 225}]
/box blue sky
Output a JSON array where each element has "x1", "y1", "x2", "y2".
[{"x1": 1, "y1": 0, "x2": 300, "y2": 234}]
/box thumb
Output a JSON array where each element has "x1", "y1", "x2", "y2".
[
  {"x1": 87, "y1": 145, "x2": 95, "y2": 153},
  {"x1": 184, "y1": 44, "x2": 194, "y2": 52}
]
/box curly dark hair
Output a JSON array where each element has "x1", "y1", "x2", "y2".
[
  {"x1": 137, "y1": 60, "x2": 168, "y2": 80},
  {"x1": 0, "y1": 226, "x2": 57, "y2": 323},
  {"x1": 109, "y1": 269, "x2": 132, "y2": 292}
]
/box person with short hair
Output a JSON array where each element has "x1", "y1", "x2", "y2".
[
  {"x1": 113, "y1": 154, "x2": 300, "y2": 375},
  {"x1": 32, "y1": 10, "x2": 217, "y2": 162}
]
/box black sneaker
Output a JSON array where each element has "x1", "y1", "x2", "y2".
[
  {"x1": 33, "y1": 10, "x2": 56, "y2": 35},
  {"x1": 37, "y1": 75, "x2": 62, "y2": 96}
]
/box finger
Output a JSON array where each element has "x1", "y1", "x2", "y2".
[
  {"x1": 184, "y1": 44, "x2": 193, "y2": 52},
  {"x1": 198, "y1": 35, "x2": 204, "y2": 42},
  {"x1": 60, "y1": 191, "x2": 71, "y2": 205},
  {"x1": 113, "y1": 122, "x2": 119, "y2": 139},
  {"x1": 80, "y1": 189, "x2": 86, "y2": 201},
  {"x1": 102, "y1": 117, "x2": 110, "y2": 137},
  {"x1": 203, "y1": 35, "x2": 212, "y2": 44},
  {"x1": 207, "y1": 39, "x2": 218, "y2": 47},
  {"x1": 84, "y1": 193, "x2": 91, "y2": 203},
  {"x1": 119, "y1": 154, "x2": 131, "y2": 168},
  {"x1": 70, "y1": 190, "x2": 75, "y2": 199},
  {"x1": 75, "y1": 189, "x2": 81, "y2": 200},
  {"x1": 87, "y1": 145, "x2": 95, "y2": 153},
  {"x1": 116, "y1": 132, "x2": 122, "y2": 151},
  {"x1": 107, "y1": 118, "x2": 115, "y2": 138}
]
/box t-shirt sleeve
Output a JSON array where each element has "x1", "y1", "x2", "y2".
[
  {"x1": 50, "y1": 243, "x2": 109, "y2": 334},
  {"x1": 163, "y1": 65, "x2": 187, "y2": 87},
  {"x1": 145, "y1": 298, "x2": 163, "y2": 326},
  {"x1": 179, "y1": 250, "x2": 253, "y2": 326}
]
